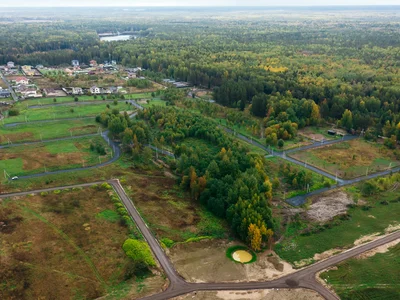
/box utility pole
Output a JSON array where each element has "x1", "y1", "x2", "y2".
[
  {"x1": 366, "y1": 167, "x2": 369, "y2": 176},
  {"x1": 335, "y1": 171, "x2": 338, "y2": 184}
]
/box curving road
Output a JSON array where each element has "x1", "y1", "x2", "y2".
[{"x1": 2, "y1": 181, "x2": 398, "y2": 300}]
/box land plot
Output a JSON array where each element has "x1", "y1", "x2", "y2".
[
  {"x1": 290, "y1": 139, "x2": 399, "y2": 179},
  {"x1": 6, "y1": 102, "x2": 131, "y2": 124},
  {"x1": 0, "y1": 118, "x2": 99, "y2": 144},
  {"x1": 139, "y1": 99, "x2": 167, "y2": 108},
  {"x1": 298, "y1": 126, "x2": 342, "y2": 141},
  {"x1": 0, "y1": 136, "x2": 111, "y2": 177},
  {"x1": 0, "y1": 185, "x2": 164, "y2": 299},
  {"x1": 275, "y1": 185, "x2": 400, "y2": 266},
  {"x1": 321, "y1": 242, "x2": 400, "y2": 300},
  {"x1": 26, "y1": 96, "x2": 120, "y2": 105}
]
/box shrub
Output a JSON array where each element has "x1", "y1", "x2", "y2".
[
  {"x1": 122, "y1": 239, "x2": 156, "y2": 267},
  {"x1": 100, "y1": 182, "x2": 112, "y2": 190},
  {"x1": 8, "y1": 108, "x2": 20, "y2": 116},
  {"x1": 161, "y1": 238, "x2": 175, "y2": 248}
]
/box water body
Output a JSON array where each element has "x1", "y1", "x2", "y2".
[
  {"x1": 100, "y1": 35, "x2": 135, "y2": 42},
  {"x1": 232, "y1": 250, "x2": 252, "y2": 263}
]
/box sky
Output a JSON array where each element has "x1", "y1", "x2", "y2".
[{"x1": 1, "y1": 0, "x2": 399, "y2": 7}]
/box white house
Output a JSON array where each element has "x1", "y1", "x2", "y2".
[
  {"x1": 7, "y1": 61, "x2": 15, "y2": 68},
  {"x1": 72, "y1": 60, "x2": 80, "y2": 67},
  {"x1": 90, "y1": 86, "x2": 101, "y2": 94},
  {"x1": 12, "y1": 76, "x2": 29, "y2": 85},
  {"x1": 72, "y1": 87, "x2": 83, "y2": 95}
]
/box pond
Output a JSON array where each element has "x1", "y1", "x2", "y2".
[
  {"x1": 100, "y1": 35, "x2": 136, "y2": 42},
  {"x1": 232, "y1": 250, "x2": 253, "y2": 263}
]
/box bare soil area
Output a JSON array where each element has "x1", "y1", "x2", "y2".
[
  {"x1": 172, "y1": 289, "x2": 323, "y2": 300},
  {"x1": 168, "y1": 239, "x2": 295, "y2": 283},
  {"x1": 306, "y1": 190, "x2": 353, "y2": 222}
]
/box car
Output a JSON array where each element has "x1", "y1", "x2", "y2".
[{"x1": 11, "y1": 176, "x2": 18, "y2": 180}]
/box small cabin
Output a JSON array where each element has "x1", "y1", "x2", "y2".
[{"x1": 327, "y1": 130, "x2": 337, "y2": 136}]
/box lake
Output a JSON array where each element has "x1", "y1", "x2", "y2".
[{"x1": 100, "y1": 35, "x2": 136, "y2": 42}]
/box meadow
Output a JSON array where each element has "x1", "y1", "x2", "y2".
[
  {"x1": 0, "y1": 136, "x2": 111, "y2": 177},
  {"x1": 0, "y1": 118, "x2": 99, "y2": 144},
  {"x1": 5, "y1": 102, "x2": 132, "y2": 124},
  {"x1": 321, "y1": 243, "x2": 400, "y2": 299},
  {"x1": 0, "y1": 185, "x2": 163, "y2": 299},
  {"x1": 290, "y1": 139, "x2": 399, "y2": 179}
]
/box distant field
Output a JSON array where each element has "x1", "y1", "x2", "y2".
[
  {"x1": 25, "y1": 95, "x2": 104, "y2": 105},
  {"x1": 290, "y1": 139, "x2": 399, "y2": 179},
  {"x1": 275, "y1": 186, "x2": 400, "y2": 266},
  {"x1": 0, "y1": 118, "x2": 100, "y2": 144},
  {"x1": 321, "y1": 243, "x2": 400, "y2": 300},
  {"x1": 0, "y1": 136, "x2": 111, "y2": 177},
  {"x1": 0, "y1": 185, "x2": 161, "y2": 299},
  {"x1": 139, "y1": 99, "x2": 167, "y2": 108},
  {"x1": 5, "y1": 102, "x2": 131, "y2": 124}
]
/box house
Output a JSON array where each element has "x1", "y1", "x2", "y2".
[
  {"x1": 0, "y1": 88, "x2": 11, "y2": 98},
  {"x1": 111, "y1": 60, "x2": 117, "y2": 65},
  {"x1": 128, "y1": 73, "x2": 137, "y2": 79},
  {"x1": 90, "y1": 86, "x2": 101, "y2": 94},
  {"x1": 328, "y1": 130, "x2": 337, "y2": 136},
  {"x1": 72, "y1": 60, "x2": 80, "y2": 67},
  {"x1": 89, "y1": 60, "x2": 97, "y2": 67},
  {"x1": 7, "y1": 61, "x2": 15, "y2": 68},
  {"x1": 72, "y1": 87, "x2": 83, "y2": 95},
  {"x1": 36, "y1": 64, "x2": 44, "y2": 69},
  {"x1": 20, "y1": 88, "x2": 39, "y2": 98},
  {"x1": 12, "y1": 76, "x2": 29, "y2": 85}
]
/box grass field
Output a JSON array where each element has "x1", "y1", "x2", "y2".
[
  {"x1": 321, "y1": 243, "x2": 400, "y2": 300},
  {"x1": 0, "y1": 185, "x2": 163, "y2": 299},
  {"x1": 25, "y1": 95, "x2": 106, "y2": 105},
  {"x1": 5, "y1": 102, "x2": 132, "y2": 124},
  {"x1": 0, "y1": 118, "x2": 100, "y2": 144},
  {"x1": 275, "y1": 186, "x2": 400, "y2": 266},
  {"x1": 0, "y1": 136, "x2": 111, "y2": 177},
  {"x1": 290, "y1": 139, "x2": 399, "y2": 179},
  {"x1": 139, "y1": 99, "x2": 167, "y2": 108},
  {"x1": 298, "y1": 126, "x2": 341, "y2": 141}
]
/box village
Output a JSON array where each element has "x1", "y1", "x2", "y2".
[{"x1": 0, "y1": 59, "x2": 152, "y2": 101}]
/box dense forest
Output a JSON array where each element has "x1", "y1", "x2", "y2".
[{"x1": 2, "y1": 9, "x2": 400, "y2": 139}]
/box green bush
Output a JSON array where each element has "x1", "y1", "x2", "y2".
[
  {"x1": 161, "y1": 238, "x2": 175, "y2": 248},
  {"x1": 122, "y1": 239, "x2": 156, "y2": 267},
  {"x1": 100, "y1": 182, "x2": 112, "y2": 190},
  {"x1": 8, "y1": 108, "x2": 20, "y2": 116}
]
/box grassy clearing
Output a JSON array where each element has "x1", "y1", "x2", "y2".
[
  {"x1": 0, "y1": 118, "x2": 100, "y2": 144},
  {"x1": 321, "y1": 243, "x2": 400, "y2": 300},
  {"x1": 25, "y1": 95, "x2": 105, "y2": 105},
  {"x1": 0, "y1": 136, "x2": 111, "y2": 177},
  {"x1": 6, "y1": 102, "x2": 132, "y2": 124},
  {"x1": 0, "y1": 185, "x2": 162, "y2": 299},
  {"x1": 139, "y1": 99, "x2": 167, "y2": 108},
  {"x1": 275, "y1": 186, "x2": 400, "y2": 266},
  {"x1": 290, "y1": 139, "x2": 399, "y2": 179},
  {"x1": 298, "y1": 126, "x2": 341, "y2": 141}
]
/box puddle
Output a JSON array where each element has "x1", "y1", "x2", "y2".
[{"x1": 232, "y1": 250, "x2": 252, "y2": 263}]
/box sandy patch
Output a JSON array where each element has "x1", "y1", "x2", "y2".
[
  {"x1": 385, "y1": 223, "x2": 400, "y2": 233},
  {"x1": 313, "y1": 248, "x2": 342, "y2": 261},
  {"x1": 356, "y1": 238, "x2": 400, "y2": 259},
  {"x1": 168, "y1": 239, "x2": 295, "y2": 283},
  {"x1": 353, "y1": 232, "x2": 381, "y2": 246},
  {"x1": 306, "y1": 191, "x2": 353, "y2": 222},
  {"x1": 172, "y1": 289, "x2": 323, "y2": 300}
]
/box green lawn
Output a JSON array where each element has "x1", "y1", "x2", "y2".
[
  {"x1": 5, "y1": 102, "x2": 132, "y2": 124},
  {"x1": 25, "y1": 95, "x2": 104, "y2": 105},
  {"x1": 0, "y1": 118, "x2": 100, "y2": 145},
  {"x1": 321, "y1": 243, "x2": 400, "y2": 300},
  {"x1": 0, "y1": 136, "x2": 112, "y2": 177},
  {"x1": 275, "y1": 187, "x2": 400, "y2": 266},
  {"x1": 140, "y1": 99, "x2": 167, "y2": 108}
]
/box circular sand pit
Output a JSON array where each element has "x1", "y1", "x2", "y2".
[
  {"x1": 226, "y1": 245, "x2": 257, "y2": 264},
  {"x1": 232, "y1": 250, "x2": 252, "y2": 263}
]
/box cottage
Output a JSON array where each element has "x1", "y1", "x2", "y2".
[
  {"x1": 20, "y1": 88, "x2": 39, "y2": 98},
  {"x1": 90, "y1": 86, "x2": 101, "y2": 94},
  {"x1": 72, "y1": 87, "x2": 83, "y2": 95},
  {"x1": 111, "y1": 60, "x2": 117, "y2": 65},
  {"x1": 328, "y1": 130, "x2": 337, "y2": 136},
  {"x1": 90, "y1": 60, "x2": 97, "y2": 67},
  {"x1": 36, "y1": 64, "x2": 44, "y2": 69},
  {"x1": 12, "y1": 76, "x2": 29, "y2": 85},
  {"x1": 7, "y1": 61, "x2": 15, "y2": 68},
  {"x1": 72, "y1": 60, "x2": 80, "y2": 67}
]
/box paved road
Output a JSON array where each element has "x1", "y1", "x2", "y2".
[
  {"x1": 0, "y1": 73, "x2": 18, "y2": 101},
  {"x1": 2, "y1": 181, "x2": 398, "y2": 300}
]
